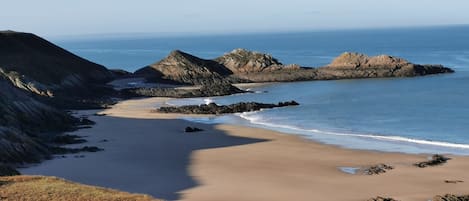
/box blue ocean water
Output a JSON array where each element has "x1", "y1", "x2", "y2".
[{"x1": 54, "y1": 25, "x2": 469, "y2": 154}]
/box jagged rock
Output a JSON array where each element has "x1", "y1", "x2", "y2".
[
  {"x1": 318, "y1": 52, "x2": 454, "y2": 79},
  {"x1": 215, "y1": 48, "x2": 300, "y2": 73},
  {"x1": 156, "y1": 101, "x2": 299, "y2": 115},
  {"x1": 414, "y1": 154, "x2": 451, "y2": 168},
  {"x1": 185, "y1": 127, "x2": 204, "y2": 133},
  {"x1": 433, "y1": 194, "x2": 469, "y2": 201},
  {"x1": 135, "y1": 50, "x2": 232, "y2": 85}
]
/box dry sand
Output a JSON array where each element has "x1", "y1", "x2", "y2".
[{"x1": 22, "y1": 97, "x2": 469, "y2": 201}]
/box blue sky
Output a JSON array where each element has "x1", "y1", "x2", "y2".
[{"x1": 2, "y1": 0, "x2": 469, "y2": 37}]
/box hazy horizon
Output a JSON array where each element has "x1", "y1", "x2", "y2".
[{"x1": 3, "y1": 0, "x2": 469, "y2": 38}]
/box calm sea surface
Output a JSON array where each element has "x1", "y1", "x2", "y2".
[{"x1": 54, "y1": 26, "x2": 469, "y2": 154}]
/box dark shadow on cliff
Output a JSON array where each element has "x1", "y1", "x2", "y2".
[{"x1": 21, "y1": 114, "x2": 268, "y2": 201}]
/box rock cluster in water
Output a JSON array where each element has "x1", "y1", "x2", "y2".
[{"x1": 156, "y1": 101, "x2": 299, "y2": 115}]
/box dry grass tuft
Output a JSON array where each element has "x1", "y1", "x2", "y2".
[{"x1": 0, "y1": 175, "x2": 162, "y2": 201}]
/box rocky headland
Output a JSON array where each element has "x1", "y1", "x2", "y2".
[
  {"x1": 0, "y1": 31, "x2": 111, "y2": 175},
  {"x1": 156, "y1": 101, "x2": 299, "y2": 115}
]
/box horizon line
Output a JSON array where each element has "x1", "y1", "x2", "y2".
[{"x1": 45, "y1": 23, "x2": 469, "y2": 41}]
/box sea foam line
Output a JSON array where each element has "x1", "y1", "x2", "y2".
[{"x1": 238, "y1": 112, "x2": 469, "y2": 149}]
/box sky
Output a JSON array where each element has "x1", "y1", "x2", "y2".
[{"x1": 2, "y1": 0, "x2": 469, "y2": 37}]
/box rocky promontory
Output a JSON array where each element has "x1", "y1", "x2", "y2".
[
  {"x1": 156, "y1": 101, "x2": 299, "y2": 115},
  {"x1": 135, "y1": 49, "x2": 454, "y2": 85}
]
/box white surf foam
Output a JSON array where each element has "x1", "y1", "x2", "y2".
[{"x1": 238, "y1": 112, "x2": 469, "y2": 150}]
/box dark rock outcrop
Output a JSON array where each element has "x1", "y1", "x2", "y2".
[
  {"x1": 414, "y1": 154, "x2": 451, "y2": 168},
  {"x1": 135, "y1": 50, "x2": 232, "y2": 85},
  {"x1": 433, "y1": 194, "x2": 469, "y2": 201},
  {"x1": 156, "y1": 101, "x2": 299, "y2": 115},
  {"x1": 123, "y1": 83, "x2": 247, "y2": 98},
  {"x1": 317, "y1": 52, "x2": 454, "y2": 79}
]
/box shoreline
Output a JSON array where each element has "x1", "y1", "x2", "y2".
[{"x1": 21, "y1": 97, "x2": 469, "y2": 201}]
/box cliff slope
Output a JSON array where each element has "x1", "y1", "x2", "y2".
[
  {"x1": 0, "y1": 31, "x2": 113, "y2": 97},
  {"x1": 0, "y1": 78, "x2": 75, "y2": 164}
]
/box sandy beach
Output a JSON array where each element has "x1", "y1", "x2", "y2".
[{"x1": 22, "y1": 97, "x2": 469, "y2": 201}]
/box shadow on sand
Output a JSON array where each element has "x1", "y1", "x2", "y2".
[{"x1": 21, "y1": 115, "x2": 268, "y2": 200}]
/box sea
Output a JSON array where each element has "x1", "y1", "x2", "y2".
[{"x1": 54, "y1": 25, "x2": 469, "y2": 155}]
